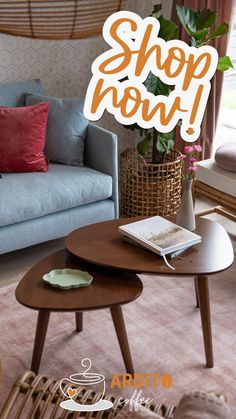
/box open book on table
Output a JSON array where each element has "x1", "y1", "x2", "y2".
[{"x1": 118, "y1": 216, "x2": 201, "y2": 261}]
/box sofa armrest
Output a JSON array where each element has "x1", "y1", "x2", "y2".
[{"x1": 84, "y1": 123, "x2": 119, "y2": 218}]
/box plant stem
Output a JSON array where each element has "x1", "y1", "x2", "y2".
[
  {"x1": 152, "y1": 129, "x2": 167, "y2": 164},
  {"x1": 152, "y1": 129, "x2": 157, "y2": 164}
]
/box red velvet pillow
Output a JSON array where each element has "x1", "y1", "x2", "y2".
[{"x1": 0, "y1": 102, "x2": 50, "y2": 172}]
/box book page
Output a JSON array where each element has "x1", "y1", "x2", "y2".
[{"x1": 147, "y1": 227, "x2": 194, "y2": 250}]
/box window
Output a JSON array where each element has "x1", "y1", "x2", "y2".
[{"x1": 214, "y1": 7, "x2": 236, "y2": 153}]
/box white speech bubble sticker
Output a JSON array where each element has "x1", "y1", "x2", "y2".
[{"x1": 84, "y1": 11, "x2": 218, "y2": 143}]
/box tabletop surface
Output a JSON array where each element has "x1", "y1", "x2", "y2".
[
  {"x1": 15, "y1": 250, "x2": 143, "y2": 311},
  {"x1": 65, "y1": 217, "x2": 234, "y2": 276}
]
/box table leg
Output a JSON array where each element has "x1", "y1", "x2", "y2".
[
  {"x1": 31, "y1": 310, "x2": 50, "y2": 374},
  {"x1": 110, "y1": 305, "x2": 134, "y2": 375},
  {"x1": 196, "y1": 276, "x2": 214, "y2": 368},
  {"x1": 194, "y1": 277, "x2": 200, "y2": 308},
  {"x1": 75, "y1": 312, "x2": 83, "y2": 333}
]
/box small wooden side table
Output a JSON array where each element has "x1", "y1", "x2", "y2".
[
  {"x1": 65, "y1": 217, "x2": 234, "y2": 368},
  {"x1": 15, "y1": 250, "x2": 143, "y2": 374}
]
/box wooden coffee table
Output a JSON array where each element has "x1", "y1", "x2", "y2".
[
  {"x1": 65, "y1": 217, "x2": 234, "y2": 368},
  {"x1": 15, "y1": 250, "x2": 143, "y2": 374}
]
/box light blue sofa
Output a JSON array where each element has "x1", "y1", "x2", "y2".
[{"x1": 0, "y1": 79, "x2": 118, "y2": 254}]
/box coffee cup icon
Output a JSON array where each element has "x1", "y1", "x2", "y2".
[{"x1": 60, "y1": 358, "x2": 113, "y2": 412}]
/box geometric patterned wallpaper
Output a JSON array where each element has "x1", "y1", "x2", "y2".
[{"x1": 0, "y1": 0, "x2": 171, "y2": 150}]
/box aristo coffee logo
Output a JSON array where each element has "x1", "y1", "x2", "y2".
[
  {"x1": 60, "y1": 358, "x2": 114, "y2": 412},
  {"x1": 60, "y1": 358, "x2": 172, "y2": 413},
  {"x1": 84, "y1": 10, "x2": 218, "y2": 143}
]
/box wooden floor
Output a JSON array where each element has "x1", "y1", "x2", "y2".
[
  {"x1": 0, "y1": 198, "x2": 235, "y2": 288},
  {"x1": 0, "y1": 238, "x2": 64, "y2": 287}
]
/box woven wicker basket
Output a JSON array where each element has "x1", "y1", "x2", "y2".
[
  {"x1": 120, "y1": 149, "x2": 182, "y2": 217},
  {"x1": 1, "y1": 370, "x2": 176, "y2": 418}
]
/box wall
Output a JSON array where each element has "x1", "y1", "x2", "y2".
[{"x1": 0, "y1": 0, "x2": 168, "y2": 150}]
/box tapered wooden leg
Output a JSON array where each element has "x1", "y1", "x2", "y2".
[
  {"x1": 31, "y1": 310, "x2": 50, "y2": 374},
  {"x1": 194, "y1": 277, "x2": 200, "y2": 308},
  {"x1": 75, "y1": 312, "x2": 83, "y2": 332},
  {"x1": 196, "y1": 276, "x2": 214, "y2": 368},
  {"x1": 110, "y1": 305, "x2": 134, "y2": 375}
]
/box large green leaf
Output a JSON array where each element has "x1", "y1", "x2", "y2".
[
  {"x1": 217, "y1": 55, "x2": 234, "y2": 72},
  {"x1": 189, "y1": 28, "x2": 209, "y2": 39},
  {"x1": 196, "y1": 9, "x2": 217, "y2": 29},
  {"x1": 176, "y1": 6, "x2": 209, "y2": 40},
  {"x1": 176, "y1": 5, "x2": 197, "y2": 33},
  {"x1": 137, "y1": 132, "x2": 152, "y2": 156},
  {"x1": 207, "y1": 22, "x2": 229, "y2": 41},
  {"x1": 176, "y1": 6, "x2": 221, "y2": 45},
  {"x1": 156, "y1": 131, "x2": 175, "y2": 154},
  {"x1": 144, "y1": 72, "x2": 171, "y2": 96},
  {"x1": 158, "y1": 15, "x2": 179, "y2": 41},
  {"x1": 176, "y1": 5, "x2": 195, "y2": 29}
]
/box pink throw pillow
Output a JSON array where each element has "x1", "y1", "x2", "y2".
[{"x1": 0, "y1": 102, "x2": 50, "y2": 172}]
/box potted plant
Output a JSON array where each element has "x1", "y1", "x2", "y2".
[{"x1": 120, "y1": 4, "x2": 233, "y2": 217}]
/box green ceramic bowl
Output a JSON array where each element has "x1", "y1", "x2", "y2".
[{"x1": 42, "y1": 269, "x2": 93, "y2": 290}]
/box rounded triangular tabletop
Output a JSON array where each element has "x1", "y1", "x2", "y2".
[
  {"x1": 15, "y1": 250, "x2": 142, "y2": 311},
  {"x1": 65, "y1": 217, "x2": 234, "y2": 276}
]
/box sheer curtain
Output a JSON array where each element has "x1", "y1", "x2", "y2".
[{"x1": 171, "y1": 0, "x2": 234, "y2": 158}]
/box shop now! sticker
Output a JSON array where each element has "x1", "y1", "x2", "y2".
[{"x1": 84, "y1": 11, "x2": 218, "y2": 142}]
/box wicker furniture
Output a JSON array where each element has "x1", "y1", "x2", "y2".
[
  {"x1": 0, "y1": 0, "x2": 122, "y2": 39},
  {"x1": 65, "y1": 217, "x2": 234, "y2": 369},
  {"x1": 194, "y1": 181, "x2": 236, "y2": 222},
  {"x1": 195, "y1": 159, "x2": 236, "y2": 222},
  {"x1": 15, "y1": 250, "x2": 143, "y2": 375},
  {"x1": 120, "y1": 149, "x2": 182, "y2": 217},
  {"x1": 1, "y1": 371, "x2": 229, "y2": 419},
  {"x1": 0, "y1": 370, "x2": 176, "y2": 419}
]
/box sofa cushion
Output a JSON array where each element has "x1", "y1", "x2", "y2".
[
  {"x1": 215, "y1": 142, "x2": 236, "y2": 172},
  {"x1": 0, "y1": 164, "x2": 112, "y2": 227},
  {"x1": 196, "y1": 159, "x2": 236, "y2": 198},
  {"x1": 0, "y1": 79, "x2": 43, "y2": 107},
  {"x1": 25, "y1": 93, "x2": 87, "y2": 166},
  {"x1": 0, "y1": 102, "x2": 49, "y2": 173}
]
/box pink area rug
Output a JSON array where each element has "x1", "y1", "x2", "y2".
[{"x1": 1, "y1": 261, "x2": 236, "y2": 415}]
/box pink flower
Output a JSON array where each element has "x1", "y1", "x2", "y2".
[
  {"x1": 177, "y1": 154, "x2": 186, "y2": 161},
  {"x1": 188, "y1": 166, "x2": 198, "y2": 172},
  {"x1": 184, "y1": 145, "x2": 194, "y2": 154},
  {"x1": 194, "y1": 144, "x2": 202, "y2": 152},
  {"x1": 189, "y1": 157, "x2": 197, "y2": 164}
]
